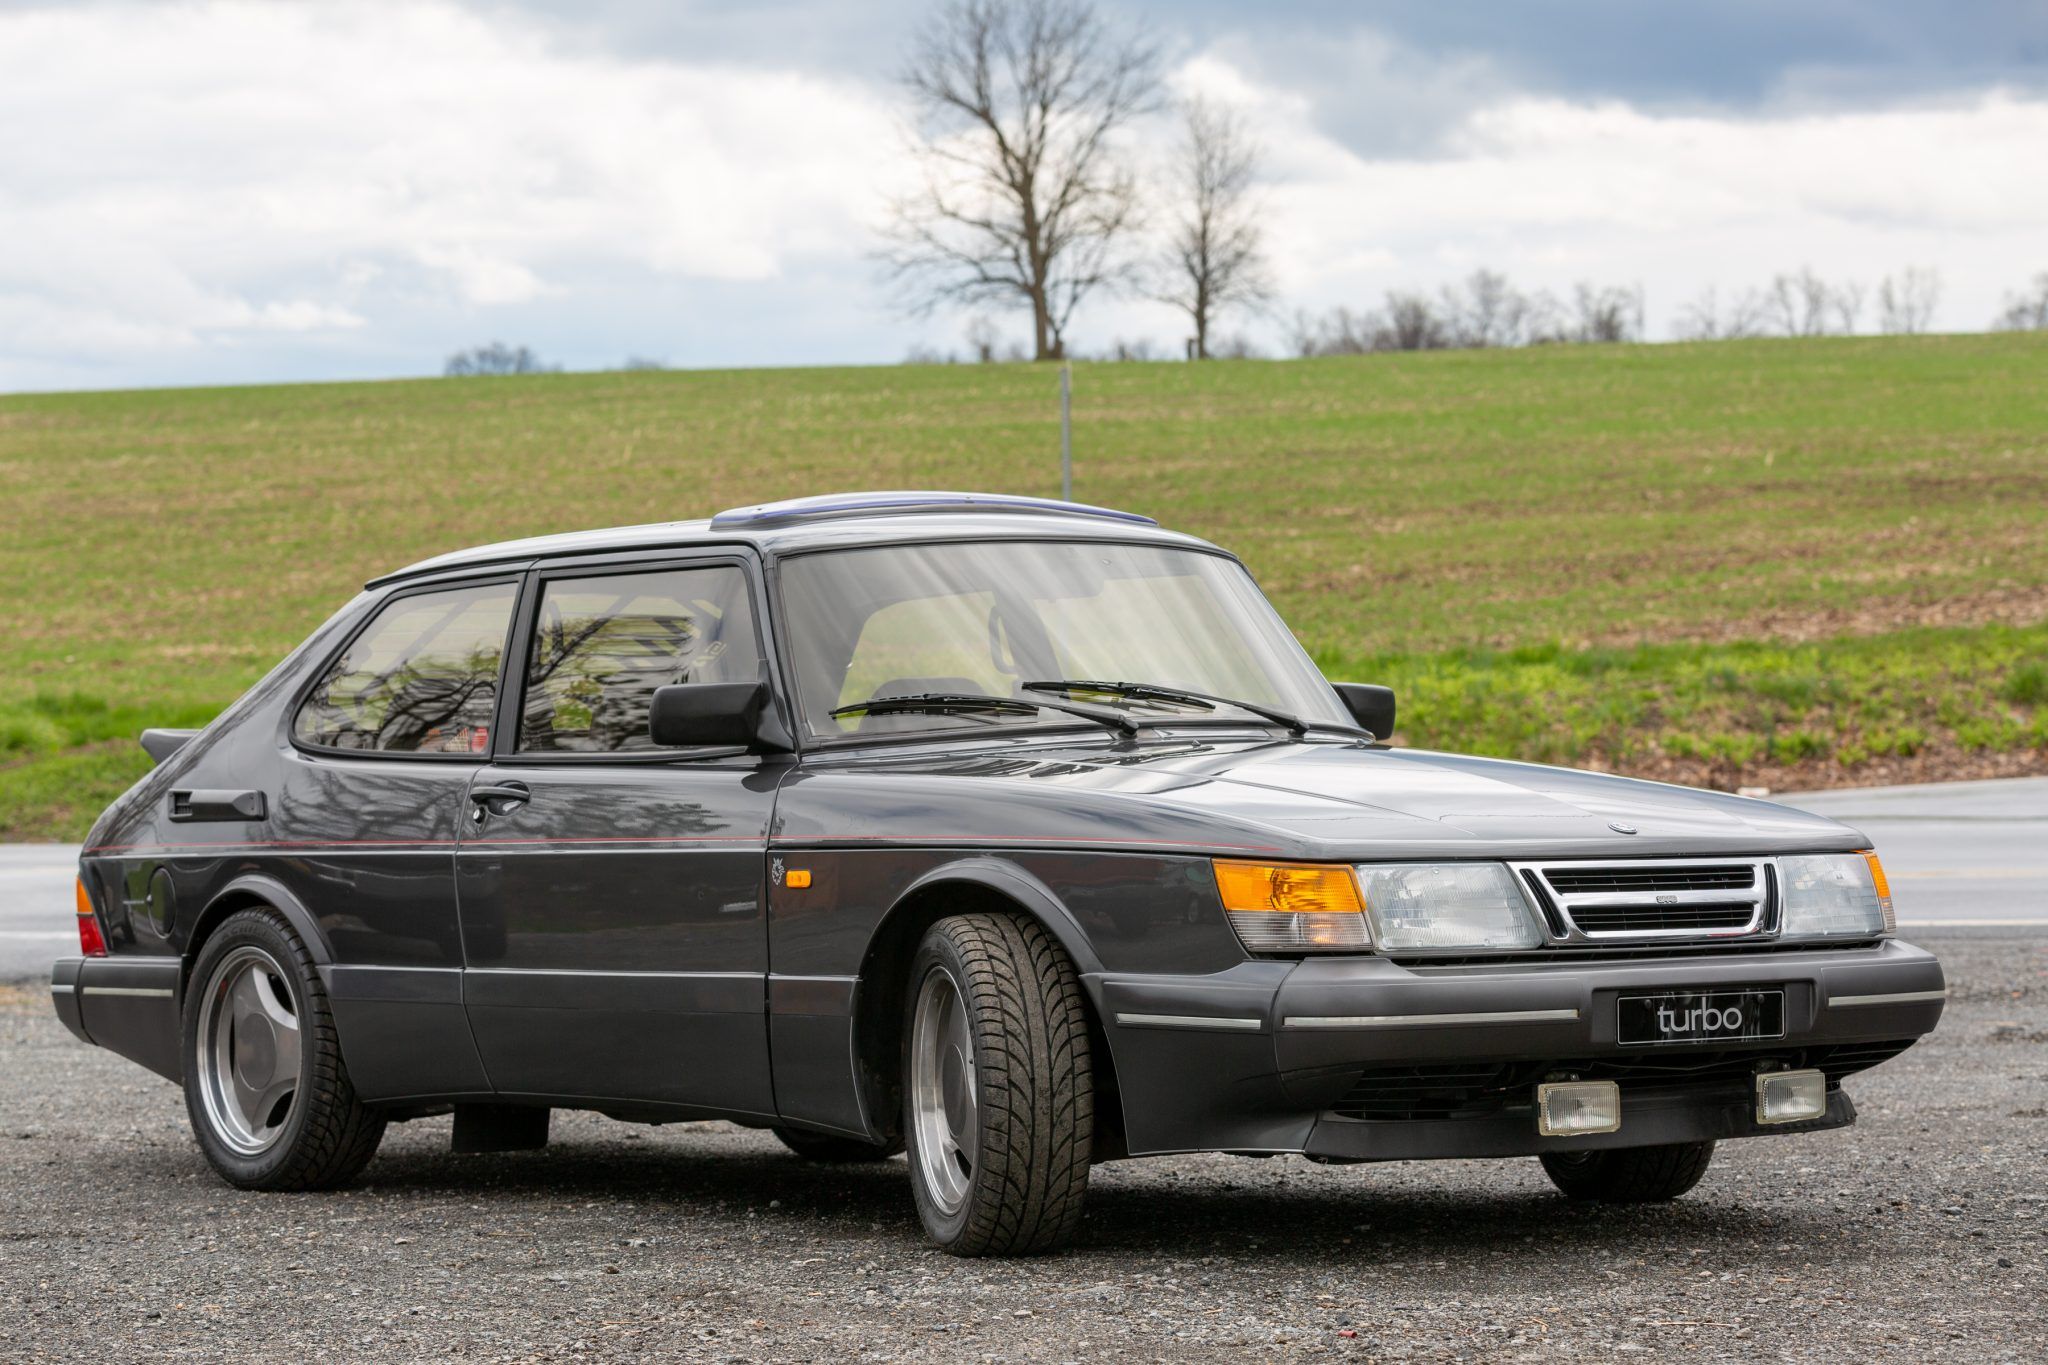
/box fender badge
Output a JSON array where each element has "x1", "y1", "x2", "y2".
[{"x1": 1609, "y1": 821, "x2": 1639, "y2": 835}]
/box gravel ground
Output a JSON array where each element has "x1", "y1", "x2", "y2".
[{"x1": 4, "y1": 930, "x2": 2044, "y2": 1363}]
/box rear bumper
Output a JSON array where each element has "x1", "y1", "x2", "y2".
[
  {"x1": 1088, "y1": 939, "x2": 1943, "y2": 1158},
  {"x1": 49, "y1": 955, "x2": 184, "y2": 1083}
]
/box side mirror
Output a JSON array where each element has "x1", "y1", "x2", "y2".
[
  {"x1": 648, "y1": 682, "x2": 789, "y2": 751},
  {"x1": 1332, "y1": 683, "x2": 1396, "y2": 741}
]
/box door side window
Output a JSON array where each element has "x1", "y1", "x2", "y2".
[
  {"x1": 293, "y1": 582, "x2": 516, "y2": 754},
  {"x1": 518, "y1": 565, "x2": 763, "y2": 754}
]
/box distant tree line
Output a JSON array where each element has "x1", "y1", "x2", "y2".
[
  {"x1": 1285, "y1": 274, "x2": 1644, "y2": 357},
  {"x1": 444, "y1": 342, "x2": 559, "y2": 377},
  {"x1": 1671, "y1": 267, "x2": 1942, "y2": 340}
]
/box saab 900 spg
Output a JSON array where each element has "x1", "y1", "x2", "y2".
[{"x1": 52, "y1": 492, "x2": 1945, "y2": 1255}]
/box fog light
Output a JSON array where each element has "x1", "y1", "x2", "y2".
[
  {"x1": 1755, "y1": 1069, "x2": 1828, "y2": 1124},
  {"x1": 1536, "y1": 1080, "x2": 1621, "y2": 1136}
]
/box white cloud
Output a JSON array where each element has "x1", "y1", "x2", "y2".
[
  {"x1": 0, "y1": 0, "x2": 901, "y2": 385},
  {"x1": 0, "y1": 2, "x2": 2042, "y2": 385},
  {"x1": 1146, "y1": 71, "x2": 2048, "y2": 345}
]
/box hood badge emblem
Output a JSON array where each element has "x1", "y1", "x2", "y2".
[{"x1": 1608, "y1": 821, "x2": 1639, "y2": 835}]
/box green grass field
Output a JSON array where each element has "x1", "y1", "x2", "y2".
[{"x1": 3, "y1": 333, "x2": 2045, "y2": 839}]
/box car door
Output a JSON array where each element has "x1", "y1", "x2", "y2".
[
  {"x1": 278, "y1": 573, "x2": 522, "y2": 1103},
  {"x1": 455, "y1": 555, "x2": 787, "y2": 1116}
]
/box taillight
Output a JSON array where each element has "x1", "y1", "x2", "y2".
[{"x1": 75, "y1": 877, "x2": 107, "y2": 957}]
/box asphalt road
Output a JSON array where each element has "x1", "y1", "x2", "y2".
[
  {"x1": 4, "y1": 777, "x2": 2041, "y2": 979},
  {"x1": 1780, "y1": 778, "x2": 2048, "y2": 928},
  {"x1": 0, "y1": 843, "x2": 80, "y2": 978},
  {"x1": 3, "y1": 930, "x2": 2042, "y2": 1361}
]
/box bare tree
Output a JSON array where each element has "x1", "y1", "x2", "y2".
[
  {"x1": 1830, "y1": 280, "x2": 1867, "y2": 335},
  {"x1": 1672, "y1": 284, "x2": 1768, "y2": 341},
  {"x1": 1155, "y1": 95, "x2": 1270, "y2": 360},
  {"x1": 1379, "y1": 292, "x2": 1449, "y2": 350},
  {"x1": 1766, "y1": 269, "x2": 1827, "y2": 337},
  {"x1": 1878, "y1": 267, "x2": 1942, "y2": 334},
  {"x1": 1440, "y1": 269, "x2": 1531, "y2": 347},
  {"x1": 1993, "y1": 272, "x2": 2048, "y2": 331},
  {"x1": 883, "y1": 0, "x2": 1158, "y2": 361},
  {"x1": 964, "y1": 315, "x2": 1002, "y2": 362},
  {"x1": 1563, "y1": 282, "x2": 1644, "y2": 344}
]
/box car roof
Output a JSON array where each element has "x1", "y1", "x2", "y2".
[{"x1": 365, "y1": 491, "x2": 1224, "y2": 588}]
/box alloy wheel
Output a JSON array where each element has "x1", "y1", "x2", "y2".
[
  {"x1": 909, "y1": 963, "x2": 978, "y2": 1216},
  {"x1": 193, "y1": 945, "x2": 303, "y2": 1156}
]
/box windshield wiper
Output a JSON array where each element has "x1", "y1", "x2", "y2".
[
  {"x1": 829, "y1": 692, "x2": 1140, "y2": 739},
  {"x1": 1021, "y1": 679, "x2": 1376, "y2": 741}
]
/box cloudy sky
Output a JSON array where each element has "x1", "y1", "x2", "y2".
[{"x1": 2, "y1": 0, "x2": 2044, "y2": 392}]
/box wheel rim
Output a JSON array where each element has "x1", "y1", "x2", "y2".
[
  {"x1": 910, "y1": 963, "x2": 977, "y2": 1217},
  {"x1": 194, "y1": 945, "x2": 303, "y2": 1156}
]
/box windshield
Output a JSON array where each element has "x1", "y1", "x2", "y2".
[{"x1": 779, "y1": 539, "x2": 1348, "y2": 741}]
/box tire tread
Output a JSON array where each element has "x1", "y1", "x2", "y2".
[
  {"x1": 910, "y1": 911, "x2": 1093, "y2": 1256},
  {"x1": 1540, "y1": 1141, "x2": 1716, "y2": 1203}
]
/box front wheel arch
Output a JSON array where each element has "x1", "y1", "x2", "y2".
[{"x1": 849, "y1": 862, "x2": 1122, "y2": 1155}]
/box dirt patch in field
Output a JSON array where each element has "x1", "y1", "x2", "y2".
[
  {"x1": 1589, "y1": 583, "x2": 2048, "y2": 649},
  {"x1": 1595, "y1": 739, "x2": 2048, "y2": 796}
]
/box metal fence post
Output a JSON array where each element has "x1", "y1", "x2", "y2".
[{"x1": 1059, "y1": 362, "x2": 1073, "y2": 501}]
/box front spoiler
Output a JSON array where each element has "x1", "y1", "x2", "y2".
[
  {"x1": 1087, "y1": 939, "x2": 1942, "y2": 1158},
  {"x1": 1304, "y1": 1082, "x2": 1854, "y2": 1162}
]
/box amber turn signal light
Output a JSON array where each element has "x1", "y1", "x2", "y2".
[
  {"x1": 1213, "y1": 861, "x2": 1363, "y2": 915},
  {"x1": 1212, "y1": 861, "x2": 1368, "y2": 952},
  {"x1": 1861, "y1": 851, "x2": 1895, "y2": 933}
]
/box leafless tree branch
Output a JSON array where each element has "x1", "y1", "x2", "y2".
[
  {"x1": 881, "y1": 0, "x2": 1158, "y2": 360},
  {"x1": 1152, "y1": 94, "x2": 1271, "y2": 359}
]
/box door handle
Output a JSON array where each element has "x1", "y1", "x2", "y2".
[
  {"x1": 469, "y1": 781, "x2": 531, "y2": 821},
  {"x1": 169, "y1": 788, "x2": 267, "y2": 822}
]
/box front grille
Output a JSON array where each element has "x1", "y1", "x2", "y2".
[
  {"x1": 1544, "y1": 865, "x2": 1755, "y2": 895},
  {"x1": 1329, "y1": 1040, "x2": 1916, "y2": 1122},
  {"x1": 1568, "y1": 903, "x2": 1756, "y2": 933},
  {"x1": 1512, "y1": 857, "x2": 1773, "y2": 944}
]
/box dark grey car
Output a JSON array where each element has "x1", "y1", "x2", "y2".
[{"x1": 52, "y1": 491, "x2": 1944, "y2": 1255}]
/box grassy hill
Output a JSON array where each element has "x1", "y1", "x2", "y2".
[{"x1": 3, "y1": 333, "x2": 2045, "y2": 839}]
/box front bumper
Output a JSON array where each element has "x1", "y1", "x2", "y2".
[{"x1": 1088, "y1": 939, "x2": 1943, "y2": 1159}]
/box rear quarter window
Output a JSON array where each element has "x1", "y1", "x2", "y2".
[{"x1": 292, "y1": 581, "x2": 516, "y2": 754}]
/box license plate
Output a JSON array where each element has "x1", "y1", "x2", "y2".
[{"x1": 1617, "y1": 989, "x2": 1785, "y2": 1046}]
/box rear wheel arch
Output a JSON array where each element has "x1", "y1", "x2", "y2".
[
  {"x1": 849, "y1": 859, "x2": 1123, "y2": 1155},
  {"x1": 183, "y1": 874, "x2": 332, "y2": 990}
]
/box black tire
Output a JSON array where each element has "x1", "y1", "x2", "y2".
[
  {"x1": 902, "y1": 912, "x2": 1093, "y2": 1257},
  {"x1": 1540, "y1": 1141, "x2": 1716, "y2": 1202},
  {"x1": 182, "y1": 907, "x2": 386, "y2": 1191},
  {"x1": 772, "y1": 1126, "x2": 899, "y2": 1163}
]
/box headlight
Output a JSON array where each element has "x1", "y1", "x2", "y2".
[
  {"x1": 1357, "y1": 863, "x2": 1545, "y2": 952},
  {"x1": 1779, "y1": 852, "x2": 1894, "y2": 938}
]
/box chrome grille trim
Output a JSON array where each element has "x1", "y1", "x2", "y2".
[{"x1": 1510, "y1": 858, "x2": 1775, "y2": 945}]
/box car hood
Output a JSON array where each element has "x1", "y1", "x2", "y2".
[{"x1": 789, "y1": 735, "x2": 1866, "y2": 860}]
